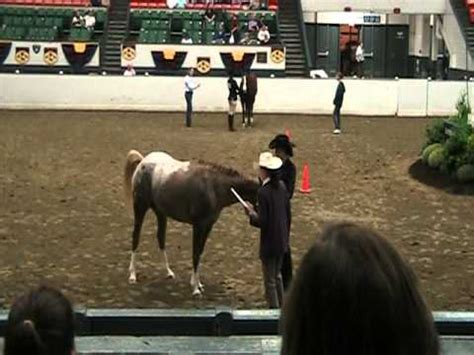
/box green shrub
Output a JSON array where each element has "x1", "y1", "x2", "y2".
[
  {"x1": 455, "y1": 92, "x2": 471, "y2": 123},
  {"x1": 456, "y1": 164, "x2": 474, "y2": 182},
  {"x1": 424, "y1": 119, "x2": 447, "y2": 148},
  {"x1": 428, "y1": 147, "x2": 445, "y2": 169},
  {"x1": 422, "y1": 143, "x2": 442, "y2": 164}
]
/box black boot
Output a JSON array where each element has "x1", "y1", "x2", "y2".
[{"x1": 228, "y1": 114, "x2": 235, "y2": 131}]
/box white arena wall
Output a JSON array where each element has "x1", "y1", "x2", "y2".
[{"x1": 0, "y1": 74, "x2": 473, "y2": 117}]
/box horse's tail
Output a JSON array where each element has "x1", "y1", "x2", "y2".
[{"x1": 124, "y1": 149, "x2": 144, "y2": 212}]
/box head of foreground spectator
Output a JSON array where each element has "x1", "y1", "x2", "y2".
[
  {"x1": 4, "y1": 285, "x2": 75, "y2": 355},
  {"x1": 281, "y1": 222, "x2": 439, "y2": 355}
]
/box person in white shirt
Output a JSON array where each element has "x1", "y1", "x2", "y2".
[
  {"x1": 258, "y1": 25, "x2": 270, "y2": 44},
  {"x1": 123, "y1": 64, "x2": 136, "y2": 76},
  {"x1": 184, "y1": 68, "x2": 200, "y2": 127},
  {"x1": 355, "y1": 42, "x2": 365, "y2": 78},
  {"x1": 166, "y1": 0, "x2": 178, "y2": 8},
  {"x1": 181, "y1": 31, "x2": 193, "y2": 44},
  {"x1": 72, "y1": 11, "x2": 84, "y2": 28},
  {"x1": 84, "y1": 11, "x2": 96, "y2": 31}
]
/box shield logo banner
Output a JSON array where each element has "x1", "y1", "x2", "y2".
[{"x1": 33, "y1": 44, "x2": 41, "y2": 54}]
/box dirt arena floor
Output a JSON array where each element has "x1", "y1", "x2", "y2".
[{"x1": 0, "y1": 111, "x2": 473, "y2": 311}]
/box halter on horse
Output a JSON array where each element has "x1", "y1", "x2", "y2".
[
  {"x1": 240, "y1": 72, "x2": 258, "y2": 127},
  {"x1": 124, "y1": 150, "x2": 259, "y2": 296}
]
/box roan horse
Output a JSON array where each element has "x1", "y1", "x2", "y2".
[
  {"x1": 240, "y1": 72, "x2": 258, "y2": 127},
  {"x1": 124, "y1": 150, "x2": 259, "y2": 296}
]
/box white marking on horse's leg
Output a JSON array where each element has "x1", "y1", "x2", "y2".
[
  {"x1": 128, "y1": 252, "x2": 137, "y2": 284},
  {"x1": 161, "y1": 250, "x2": 175, "y2": 279},
  {"x1": 190, "y1": 270, "x2": 202, "y2": 296}
]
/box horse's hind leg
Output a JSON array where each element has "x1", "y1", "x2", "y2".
[
  {"x1": 128, "y1": 203, "x2": 148, "y2": 284},
  {"x1": 154, "y1": 210, "x2": 175, "y2": 279}
]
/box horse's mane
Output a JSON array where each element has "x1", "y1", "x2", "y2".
[{"x1": 197, "y1": 160, "x2": 247, "y2": 179}]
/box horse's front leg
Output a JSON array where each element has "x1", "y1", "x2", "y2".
[
  {"x1": 190, "y1": 223, "x2": 213, "y2": 296},
  {"x1": 155, "y1": 212, "x2": 175, "y2": 279}
]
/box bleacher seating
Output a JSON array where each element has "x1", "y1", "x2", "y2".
[
  {"x1": 130, "y1": 0, "x2": 279, "y2": 10},
  {"x1": 0, "y1": 0, "x2": 90, "y2": 6},
  {"x1": 0, "y1": 6, "x2": 107, "y2": 41},
  {"x1": 129, "y1": 9, "x2": 277, "y2": 44}
]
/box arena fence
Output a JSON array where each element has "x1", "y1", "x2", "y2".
[
  {"x1": 1, "y1": 309, "x2": 473, "y2": 337},
  {"x1": 1, "y1": 74, "x2": 474, "y2": 117},
  {"x1": 0, "y1": 310, "x2": 473, "y2": 353}
]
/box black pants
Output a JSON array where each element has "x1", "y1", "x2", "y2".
[
  {"x1": 185, "y1": 91, "x2": 193, "y2": 127},
  {"x1": 281, "y1": 247, "x2": 293, "y2": 291},
  {"x1": 333, "y1": 104, "x2": 341, "y2": 130}
]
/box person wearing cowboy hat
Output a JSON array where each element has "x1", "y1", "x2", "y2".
[
  {"x1": 244, "y1": 152, "x2": 291, "y2": 308},
  {"x1": 269, "y1": 134, "x2": 296, "y2": 291}
]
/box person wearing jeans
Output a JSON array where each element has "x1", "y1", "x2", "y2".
[
  {"x1": 184, "y1": 68, "x2": 200, "y2": 127},
  {"x1": 333, "y1": 72, "x2": 346, "y2": 134},
  {"x1": 244, "y1": 152, "x2": 291, "y2": 308}
]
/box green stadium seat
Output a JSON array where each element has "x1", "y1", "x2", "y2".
[
  {"x1": 53, "y1": 17, "x2": 64, "y2": 28},
  {"x1": 96, "y1": 10, "x2": 106, "y2": 24},
  {"x1": 203, "y1": 20, "x2": 214, "y2": 31},
  {"x1": 70, "y1": 27, "x2": 91, "y2": 42},
  {"x1": 4, "y1": 16, "x2": 14, "y2": 26},
  {"x1": 158, "y1": 20, "x2": 169, "y2": 30},
  {"x1": 35, "y1": 17, "x2": 46, "y2": 27},
  {"x1": 191, "y1": 11, "x2": 202, "y2": 21},
  {"x1": 183, "y1": 20, "x2": 192, "y2": 31},
  {"x1": 190, "y1": 30, "x2": 202, "y2": 44},
  {"x1": 203, "y1": 30, "x2": 215, "y2": 44}
]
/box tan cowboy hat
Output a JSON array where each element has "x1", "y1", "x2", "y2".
[{"x1": 258, "y1": 152, "x2": 282, "y2": 170}]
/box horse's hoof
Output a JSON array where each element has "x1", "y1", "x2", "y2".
[
  {"x1": 166, "y1": 270, "x2": 176, "y2": 279},
  {"x1": 128, "y1": 275, "x2": 137, "y2": 284},
  {"x1": 192, "y1": 289, "x2": 202, "y2": 297}
]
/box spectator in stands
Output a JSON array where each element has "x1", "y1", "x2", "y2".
[
  {"x1": 249, "y1": 0, "x2": 261, "y2": 10},
  {"x1": 72, "y1": 11, "x2": 84, "y2": 28},
  {"x1": 123, "y1": 64, "x2": 136, "y2": 76},
  {"x1": 167, "y1": 0, "x2": 178, "y2": 9},
  {"x1": 332, "y1": 72, "x2": 345, "y2": 135},
  {"x1": 229, "y1": 13, "x2": 239, "y2": 44},
  {"x1": 184, "y1": 68, "x2": 200, "y2": 127},
  {"x1": 204, "y1": 4, "x2": 216, "y2": 23},
  {"x1": 243, "y1": 152, "x2": 290, "y2": 309},
  {"x1": 84, "y1": 10, "x2": 96, "y2": 31},
  {"x1": 269, "y1": 134, "x2": 296, "y2": 291},
  {"x1": 355, "y1": 42, "x2": 365, "y2": 78},
  {"x1": 280, "y1": 222, "x2": 440, "y2": 355},
  {"x1": 214, "y1": 23, "x2": 227, "y2": 44},
  {"x1": 181, "y1": 31, "x2": 193, "y2": 44},
  {"x1": 4, "y1": 285, "x2": 75, "y2": 355},
  {"x1": 257, "y1": 25, "x2": 270, "y2": 44},
  {"x1": 240, "y1": 32, "x2": 251, "y2": 45},
  {"x1": 248, "y1": 13, "x2": 261, "y2": 32}
]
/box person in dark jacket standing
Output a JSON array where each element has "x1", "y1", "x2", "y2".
[
  {"x1": 244, "y1": 152, "x2": 291, "y2": 308},
  {"x1": 227, "y1": 73, "x2": 239, "y2": 131},
  {"x1": 333, "y1": 72, "x2": 346, "y2": 134},
  {"x1": 269, "y1": 134, "x2": 296, "y2": 291}
]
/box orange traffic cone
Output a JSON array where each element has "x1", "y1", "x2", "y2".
[
  {"x1": 299, "y1": 163, "x2": 312, "y2": 193},
  {"x1": 284, "y1": 128, "x2": 292, "y2": 140}
]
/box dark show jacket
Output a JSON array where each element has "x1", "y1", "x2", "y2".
[
  {"x1": 278, "y1": 158, "x2": 296, "y2": 199},
  {"x1": 249, "y1": 180, "x2": 291, "y2": 259}
]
